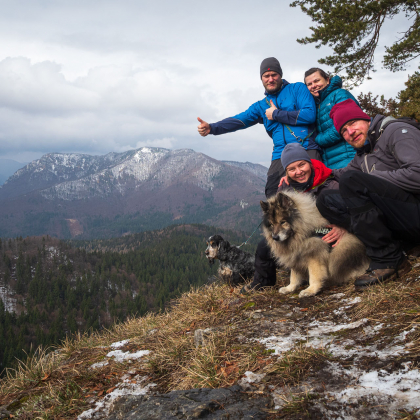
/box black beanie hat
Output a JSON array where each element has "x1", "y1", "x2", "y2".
[{"x1": 260, "y1": 57, "x2": 282, "y2": 78}]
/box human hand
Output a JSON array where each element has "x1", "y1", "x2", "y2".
[
  {"x1": 197, "y1": 117, "x2": 211, "y2": 136},
  {"x1": 322, "y1": 224, "x2": 347, "y2": 247},
  {"x1": 278, "y1": 176, "x2": 289, "y2": 187},
  {"x1": 265, "y1": 100, "x2": 277, "y2": 120}
]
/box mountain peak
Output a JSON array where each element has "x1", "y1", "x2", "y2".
[{"x1": 0, "y1": 148, "x2": 267, "y2": 238}]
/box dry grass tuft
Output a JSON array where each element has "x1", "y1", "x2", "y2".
[
  {"x1": 350, "y1": 264, "x2": 420, "y2": 354},
  {"x1": 1, "y1": 346, "x2": 64, "y2": 395},
  {"x1": 264, "y1": 344, "x2": 331, "y2": 387}
]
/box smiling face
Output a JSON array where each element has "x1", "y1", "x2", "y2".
[
  {"x1": 304, "y1": 71, "x2": 329, "y2": 97},
  {"x1": 341, "y1": 119, "x2": 370, "y2": 148},
  {"x1": 286, "y1": 160, "x2": 312, "y2": 184},
  {"x1": 262, "y1": 71, "x2": 282, "y2": 93}
]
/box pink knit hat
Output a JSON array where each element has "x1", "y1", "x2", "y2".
[{"x1": 330, "y1": 99, "x2": 371, "y2": 133}]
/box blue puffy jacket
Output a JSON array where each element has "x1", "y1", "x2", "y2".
[
  {"x1": 315, "y1": 75, "x2": 359, "y2": 169},
  {"x1": 209, "y1": 80, "x2": 318, "y2": 161}
]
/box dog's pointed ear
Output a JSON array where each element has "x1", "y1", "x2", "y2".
[
  {"x1": 276, "y1": 192, "x2": 295, "y2": 210},
  {"x1": 260, "y1": 201, "x2": 269, "y2": 212}
]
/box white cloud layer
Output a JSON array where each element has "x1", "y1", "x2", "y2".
[{"x1": 0, "y1": 0, "x2": 416, "y2": 166}]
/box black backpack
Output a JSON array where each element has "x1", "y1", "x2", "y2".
[{"x1": 381, "y1": 117, "x2": 420, "y2": 131}]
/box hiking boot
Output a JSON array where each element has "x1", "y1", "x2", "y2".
[
  {"x1": 354, "y1": 257, "x2": 412, "y2": 290},
  {"x1": 407, "y1": 244, "x2": 420, "y2": 258}
]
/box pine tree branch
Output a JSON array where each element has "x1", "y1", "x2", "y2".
[{"x1": 291, "y1": 0, "x2": 420, "y2": 86}]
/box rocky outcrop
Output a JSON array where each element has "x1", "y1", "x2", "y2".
[{"x1": 106, "y1": 385, "x2": 273, "y2": 420}]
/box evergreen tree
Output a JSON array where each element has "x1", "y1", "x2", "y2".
[
  {"x1": 291, "y1": 0, "x2": 420, "y2": 86},
  {"x1": 357, "y1": 70, "x2": 420, "y2": 120},
  {"x1": 397, "y1": 70, "x2": 420, "y2": 120}
]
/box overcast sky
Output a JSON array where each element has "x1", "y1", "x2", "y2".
[{"x1": 0, "y1": 0, "x2": 416, "y2": 167}]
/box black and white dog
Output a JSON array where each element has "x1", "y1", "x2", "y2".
[{"x1": 205, "y1": 235, "x2": 255, "y2": 286}]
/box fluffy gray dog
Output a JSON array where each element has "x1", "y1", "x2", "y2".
[{"x1": 260, "y1": 191, "x2": 369, "y2": 297}]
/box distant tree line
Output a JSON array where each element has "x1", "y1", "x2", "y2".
[{"x1": 0, "y1": 225, "x2": 258, "y2": 375}]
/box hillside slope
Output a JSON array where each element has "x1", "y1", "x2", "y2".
[
  {"x1": 1, "y1": 260, "x2": 420, "y2": 419},
  {"x1": 0, "y1": 226, "x2": 259, "y2": 374}
]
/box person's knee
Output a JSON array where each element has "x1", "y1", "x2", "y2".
[
  {"x1": 316, "y1": 190, "x2": 328, "y2": 209},
  {"x1": 339, "y1": 170, "x2": 367, "y2": 195},
  {"x1": 316, "y1": 190, "x2": 336, "y2": 217}
]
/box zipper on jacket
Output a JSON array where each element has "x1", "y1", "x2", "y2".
[{"x1": 364, "y1": 154, "x2": 375, "y2": 173}]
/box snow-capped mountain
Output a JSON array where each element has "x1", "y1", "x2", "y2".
[
  {"x1": 0, "y1": 148, "x2": 268, "y2": 238},
  {"x1": 222, "y1": 161, "x2": 268, "y2": 180}
]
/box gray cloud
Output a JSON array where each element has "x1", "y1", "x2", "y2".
[{"x1": 0, "y1": 0, "x2": 416, "y2": 167}]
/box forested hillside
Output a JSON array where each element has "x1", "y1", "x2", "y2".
[{"x1": 0, "y1": 225, "x2": 259, "y2": 375}]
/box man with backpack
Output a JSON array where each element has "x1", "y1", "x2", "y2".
[{"x1": 316, "y1": 99, "x2": 420, "y2": 289}]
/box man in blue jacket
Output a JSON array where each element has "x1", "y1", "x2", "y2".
[{"x1": 197, "y1": 57, "x2": 320, "y2": 198}]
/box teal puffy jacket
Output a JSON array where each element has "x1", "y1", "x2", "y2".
[{"x1": 315, "y1": 76, "x2": 359, "y2": 169}]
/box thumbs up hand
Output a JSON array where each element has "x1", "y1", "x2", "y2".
[
  {"x1": 265, "y1": 100, "x2": 277, "y2": 121},
  {"x1": 197, "y1": 117, "x2": 211, "y2": 137}
]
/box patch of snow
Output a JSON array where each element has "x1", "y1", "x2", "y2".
[
  {"x1": 307, "y1": 319, "x2": 368, "y2": 336},
  {"x1": 240, "y1": 371, "x2": 266, "y2": 384},
  {"x1": 238, "y1": 371, "x2": 266, "y2": 391},
  {"x1": 328, "y1": 293, "x2": 346, "y2": 299},
  {"x1": 90, "y1": 360, "x2": 109, "y2": 369},
  {"x1": 342, "y1": 297, "x2": 362, "y2": 305},
  {"x1": 0, "y1": 285, "x2": 17, "y2": 312},
  {"x1": 110, "y1": 339, "x2": 130, "y2": 348},
  {"x1": 106, "y1": 349, "x2": 150, "y2": 362},
  {"x1": 395, "y1": 326, "x2": 417, "y2": 341},
  {"x1": 77, "y1": 376, "x2": 156, "y2": 419},
  {"x1": 258, "y1": 331, "x2": 303, "y2": 355},
  {"x1": 331, "y1": 363, "x2": 420, "y2": 412}
]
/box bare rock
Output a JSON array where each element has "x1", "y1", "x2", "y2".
[{"x1": 105, "y1": 385, "x2": 273, "y2": 419}]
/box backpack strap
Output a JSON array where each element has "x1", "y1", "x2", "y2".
[
  {"x1": 264, "y1": 97, "x2": 315, "y2": 144},
  {"x1": 381, "y1": 117, "x2": 420, "y2": 132},
  {"x1": 284, "y1": 124, "x2": 315, "y2": 144}
]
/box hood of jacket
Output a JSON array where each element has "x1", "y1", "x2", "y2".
[
  {"x1": 318, "y1": 75, "x2": 343, "y2": 103},
  {"x1": 355, "y1": 114, "x2": 393, "y2": 155}
]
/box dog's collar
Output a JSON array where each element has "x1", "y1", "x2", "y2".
[{"x1": 312, "y1": 227, "x2": 332, "y2": 237}]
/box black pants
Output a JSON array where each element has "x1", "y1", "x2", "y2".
[
  {"x1": 250, "y1": 238, "x2": 277, "y2": 289},
  {"x1": 316, "y1": 170, "x2": 420, "y2": 269},
  {"x1": 265, "y1": 149, "x2": 322, "y2": 198}
]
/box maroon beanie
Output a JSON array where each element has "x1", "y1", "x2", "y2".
[{"x1": 329, "y1": 99, "x2": 371, "y2": 133}]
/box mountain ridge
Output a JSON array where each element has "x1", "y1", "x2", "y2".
[{"x1": 0, "y1": 148, "x2": 268, "y2": 239}]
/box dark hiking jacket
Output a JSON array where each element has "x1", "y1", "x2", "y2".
[{"x1": 333, "y1": 115, "x2": 420, "y2": 195}]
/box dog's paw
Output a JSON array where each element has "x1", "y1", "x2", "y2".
[
  {"x1": 279, "y1": 286, "x2": 295, "y2": 294},
  {"x1": 298, "y1": 287, "x2": 320, "y2": 298}
]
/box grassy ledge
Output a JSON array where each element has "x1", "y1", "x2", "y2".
[{"x1": 1, "y1": 261, "x2": 420, "y2": 419}]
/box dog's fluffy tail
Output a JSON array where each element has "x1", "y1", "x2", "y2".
[{"x1": 328, "y1": 233, "x2": 370, "y2": 284}]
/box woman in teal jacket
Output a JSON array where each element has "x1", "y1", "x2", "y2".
[{"x1": 304, "y1": 68, "x2": 359, "y2": 169}]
